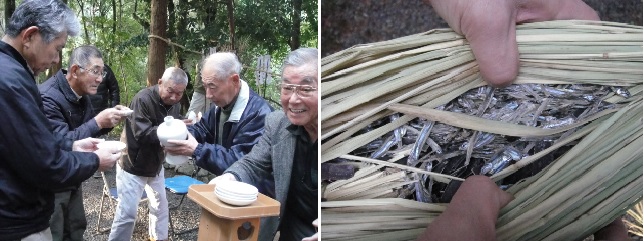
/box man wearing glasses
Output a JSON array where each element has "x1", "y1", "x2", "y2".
[
  {"x1": 39, "y1": 45, "x2": 128, "y2": 241},
  {"x1": 206, "y1": 48, "x2": 319, "y2": 241},
  {"x1": 164, "y1": 52, "x2": 274, "y2": 195}
]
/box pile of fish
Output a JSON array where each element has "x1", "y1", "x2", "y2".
[{"x1": 338, "y1": 83, "x2": 628, "y2": 203}]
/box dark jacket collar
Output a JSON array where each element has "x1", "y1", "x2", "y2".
[
  {"x1": 0, "y1": 41, "x2": 34, "y2": 80},
  {"x1": 53, "y1": 69, "x2": 82, "y2": 104},
  {"x1": 151, "y1": 85, "x2": 168, "y2": 107}
]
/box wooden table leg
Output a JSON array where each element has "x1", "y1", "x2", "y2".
[{"x1": 197, "y1": 209, "x2": 261, "y2": 241}]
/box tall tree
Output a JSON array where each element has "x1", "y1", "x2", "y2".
[
  {"x1": 146, "y1": 0, "x2": 168, "y2": 86},
  {"x1": 4, "y1": 0, "x2": 15, "y2": 31},
  {"x1": 133, "y1": 0, "x2": 150, "y2": 31},
  {"x1": 226, "y1": 0, "x2": 235, "y2": 51},
  {"x1": 75, "y1": 0, "x2": 91, "y2": 44},
  {"x1": 290, "y1": 0, "x2": 301, "y2": 50},
  {"x1": 46, "y1": 0, "x2": 68, "y2": 79}
]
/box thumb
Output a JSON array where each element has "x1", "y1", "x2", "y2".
[
  {"x1": 111, "y1": 152, "x2": 122, "y2": 161},
  {"x1": 495, "y1": 188, "x2": 514, "y2": 209},
  {"x1": 459, "y1": 1, "x2": 519, "y2": 87},
  {"x1": 89, "y1": 138, "x2": 105, "y2": 145}
]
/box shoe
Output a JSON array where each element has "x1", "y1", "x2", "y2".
[{"x1": 93, "y1": 172, "x2": 102, "y2": 179}]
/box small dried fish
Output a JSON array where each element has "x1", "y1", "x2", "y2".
[{"x1": 342, "y1": 83, "x2": 622, "y2": 202}]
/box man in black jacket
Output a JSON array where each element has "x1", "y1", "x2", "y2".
[
  {"x1": 89, "y1": 63, "x2": 120, "y2": 114},
  {"x1": 0, "y1": 1, "x2": 120, "y2": 240},
  {"x1": 164, "y1": 52, "x2": 274, "y2": 196},
  {"x1": 39, "y1": 45, "x2": 128, "y2": 241},
  {"x1": 109, "y1": 67, "x2": 188, "y2": 241}
]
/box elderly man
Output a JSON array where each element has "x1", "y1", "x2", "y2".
[
  {"x1": 164, "y1": 52, "x2": 273, "y2": 194},
  {"x1": 89, "y1": 64, "x2": 120, "y2": 115},
  {"x1": 209, "y1": 48, "x2": 319, "y2": 241},
  {"x1": 0, "y1": 1, "x2": 119, "y2": 240},
  {"x1": 39, "y1": 45, "x2": 127, "y2": 241},
  {"x1": 108, "y1": 67, "x2": 188, "y2": 241}
]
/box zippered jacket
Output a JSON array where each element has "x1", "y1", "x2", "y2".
[{"x1": 121, "y1": 85, "x2": 182, "y2": 177}]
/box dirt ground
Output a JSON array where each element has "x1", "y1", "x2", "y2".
[{"x1": 82, "y1": 166, "x2": 202, "y2": 241}]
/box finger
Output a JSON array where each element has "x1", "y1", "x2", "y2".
[
  {"x1": 460, "y1": 0, "x2": 519, "y2": 87},
  {"x1": 112, "y1": 152, "x2": 122, "y2": 161},
  {"x1": 166, "y1": 139, "x2": 186, "y2": 145},
  {"x1": 496, "y1": 188, "x2": 514, "y2": 209},
  {"x1": 91, "y1": 138, "x2": 105, "y2": 144},
  {"x1": 302, "y1": 234, "x2": 318, "y2": 241}
]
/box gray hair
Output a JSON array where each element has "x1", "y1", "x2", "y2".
[
  {"x1": 161, "y1": 67, "x2": 189, "y2": 86},
  {"x1": 5, "y1": 0, "x2": 80, "y2": 43},
  {"x1": 281, "y1": 48, "x2": 318, "y2": 73},
  {"x1": 67, "y1": 45, "x2": 103, "y2": 70},
  {"x1": 202, "y1": 52, "x2": 242, "y2": 81}
]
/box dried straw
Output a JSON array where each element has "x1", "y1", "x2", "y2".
[{"x1": 321, "y1": 20, "x2": 642, "y2": 241}]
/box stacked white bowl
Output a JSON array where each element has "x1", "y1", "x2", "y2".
[{"x1": 215, "y1": 181, "x2": 258, "y2": 206}]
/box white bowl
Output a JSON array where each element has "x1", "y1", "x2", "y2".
[
  {"x1": 97, "y1": 141, "x2": 126, "y2": 153},
  {"x1": 215, "y1": 189, "x2": 256, "y2": 201},
  {"x1": 216, "y1": 181, "x2": 258, "y2": 196},
  {"x1": 165, "y1": 155, "x2": 189, "y2": 166},
  {"x1": 215, "y1": 187, "x2": 257, "y2": 199},
  {"x1": 215, "y1": 192, "x2": 257, "y2": 206},
  {"x1": 118, "y1": 109, "x2": 134, "y2": 116},
  {"x1": 215, "y1": 187, "x2": 257, "y2": 198}
]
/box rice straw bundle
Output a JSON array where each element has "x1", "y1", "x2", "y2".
[{"x1": 321, "y1": 20, "x2": 642, "y2": 241}]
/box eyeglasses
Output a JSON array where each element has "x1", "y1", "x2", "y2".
[
  {"x1": 279, "y1": 83, "x2": 317, "y2": 98},
  {"x1": 78, "y1": 66, "x2": 107, "y2": 78}
]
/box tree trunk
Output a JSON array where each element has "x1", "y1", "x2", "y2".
[
  {"x1": 167, "y1": 0, "x2": 175, "y2": 41},
  {"x1": 203, "y1": 0, "x2": 217, "y2": 47},
  {"x1": 290, "y1": 0, "x2": 301, "y2": 50},
  {"x1": 46, "y1": 0, "x2": 68, "y2": 79},
  {"x1": 133, "y1": 0, "x2": 150, "y2": 31},
  {"x1": 146, "y1": 0, "x2": 168, "y2": 87},
  {"x1": 75, "y1": 0, "x2": 91, "y2": 44},
  {"x1": 226, "y1": 0, "x2": 235, "y2": 51},
  {"x1": 4, "y1": 0, "x2": 15, "y2": 32},
  {"x1": 110, "y1": 0, "x2": 117, "y2": 63}
]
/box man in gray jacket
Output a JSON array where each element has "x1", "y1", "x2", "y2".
[{"x1": 209, "y1": 48, "x2": 319, "y2": 241}]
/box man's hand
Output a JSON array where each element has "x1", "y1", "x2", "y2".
[
  {"x1": 302, "y1": 218, "x2": 319, "y2": 241},
  {"x1": 417, "y1": 175, "x2": 514, "y2": 241},
  {"x1": 182, "y1": 118, "x2": 194, "y2": 126},
  {"x1": 209, "y1": 173, "x2": 238, "y2": 185},
  {"x1": 94, "y1": 107, "x2": 125, "y2": 128},
  {"x1": 164, "y1": 133, "x2": 198, "y2": 156},
  {"x1": 426, "y1": 0, "x2": 599, "y2": 87},
  {"x1": 93, "y1": 147, "x2": 120, "y2": 171},
  {"x1": 73, "y1": 137, "x2": 103, "y2": 152}
]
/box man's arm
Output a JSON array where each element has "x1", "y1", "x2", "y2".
[
  {"x1": 41, "y1": 94, "x2": 102, "y2": 140},
  {"x1": 128, "y1": 94, "x2": 160, "y2": 144},
  {"x1": 193, "y1": 109, "x2": 270, "y2": 175},
  {"x1": 0, "y1": 74, "x2": 98, "y2": 189},
  {"x1": 224, "y1": 111, "x2": 281, "y2": 185}
]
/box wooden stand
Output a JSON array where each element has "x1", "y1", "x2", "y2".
[{"x1": 187, "y1": 184, "x2": 280, "y2": 241}]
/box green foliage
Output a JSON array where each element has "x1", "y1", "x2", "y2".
[{"x1": 54, "y1": 0, "x2": 317, "y2": 113}]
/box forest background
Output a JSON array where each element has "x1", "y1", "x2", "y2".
[{"x1": 1, "y1": 0, "x2": 318, "y2": 120}]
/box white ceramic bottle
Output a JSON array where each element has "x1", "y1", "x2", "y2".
[{"x1": 157, "y1": 116, "x2": 189, "y2": 165}]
